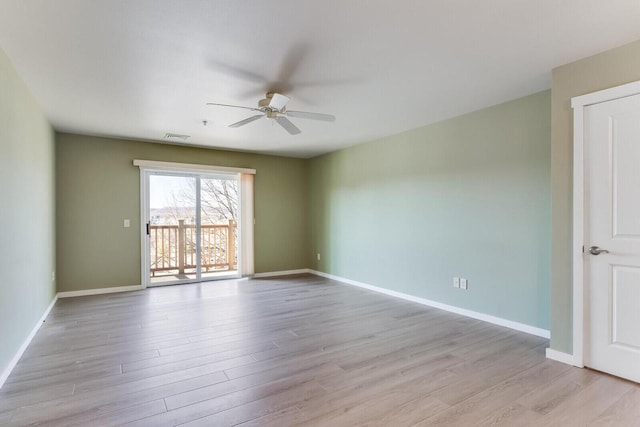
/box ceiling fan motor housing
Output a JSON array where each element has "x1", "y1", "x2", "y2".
[{"x1": 207, "y1": 91, "x2": 334, "y2": 134}]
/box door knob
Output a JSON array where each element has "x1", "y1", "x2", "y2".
[{"x1": 589, "y1": 246, "x2": 610, "y2": 255}]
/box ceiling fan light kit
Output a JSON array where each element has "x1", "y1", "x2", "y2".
[{"x1": 207, "y1": 92, "x2": 335, "y2": 135}]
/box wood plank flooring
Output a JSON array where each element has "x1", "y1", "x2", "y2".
[{"x1": 1, "y1": 274, "x2": 638, "y2": 426}]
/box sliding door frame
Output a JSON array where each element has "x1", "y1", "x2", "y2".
[
  {"x1": 135, "y1": 160, "x2": 255, "y2": 289},
  {"x1": 142, "y1": 170, "x2": 203, "y2": 287}
]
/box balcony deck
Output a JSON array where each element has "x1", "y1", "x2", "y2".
[{"x1": 149, "y1": 270, "x2": 239, "y2": 285}]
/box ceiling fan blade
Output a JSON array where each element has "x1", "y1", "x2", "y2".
[
  {"x1": 286, "y1": 110, "x2": 336, "y2": 122},
  {"x1": 276, "y1": 44, "x2": 308, "y2": 84},
  {"x1": 269, "y1": 93, "x2": 290, "y2": 111},
  {"x1": 229, "y1": 115, "x2": 264, "y2": 128},
  {"x1": 275, "y1": 116, "x2": 301, "y2": 135},
  {"x1": 207, "y1": 59, "x2": 267, "y2": 84},
  {"x1": 207, "y1": 102, "x2": 260, "y2": 112}
]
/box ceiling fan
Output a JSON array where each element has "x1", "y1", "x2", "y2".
[{"x1": 206, "y1": 92, "x2": 335, "y2": 135}]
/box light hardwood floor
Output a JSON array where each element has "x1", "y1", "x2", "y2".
[{"x1": 1, "y1": 274, "x2": 638, "y2": 426}]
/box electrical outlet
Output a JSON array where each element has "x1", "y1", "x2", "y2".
[
  {"x1": 124, "y1": 219, "x2": 130, "y2": 228},
  {"x1": 453, "y1": 277, "x2": 460, "y2": 288},
  {"x1": 51, "y1": 271, "x2": 55, "y2": 281},
  {"x1": 460, "y1": 278, "x2": 468, "y2": 290},
  {"x1": 317, "y1": 253, "x2": 321, "y2": 261}
]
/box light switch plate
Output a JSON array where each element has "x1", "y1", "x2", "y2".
[
  {"x1": 453, "y1": 277, "x2": 460, "y2": 288},
  {"x1": 460, "y1": 278, "x2": 468, "y2": 290},
  {"x1": 124, "y1": 219, "x2": 130, "y2": 228}
]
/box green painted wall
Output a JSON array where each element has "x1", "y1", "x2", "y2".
[
  {"x1": 56, "y1": 134, "x2": 308, "y2": 292},
  {"x1": 0, "y1": 50, "x2": 56, "y2": 377},
  {"x1": 550, "y1": 40, "x2": 640, "y2": 354},
  {"x1": 309, "y1": 91, "x2": 551, "y2": 330}
]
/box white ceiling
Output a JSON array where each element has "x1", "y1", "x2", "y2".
[{"x1": 1, "y1": 1, "x2": 640, "y2": 158}]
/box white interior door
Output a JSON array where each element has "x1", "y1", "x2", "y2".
[{"x1": 584, "y1": 93, "x2": 640, "y2": 383}]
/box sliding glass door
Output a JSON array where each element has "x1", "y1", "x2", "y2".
[
  {"x1": 199, "y1": 175, "x2": 239, "y2": 281},
  {"x1": 143, "y1": 171, "x2": 240, "y2": 286}
]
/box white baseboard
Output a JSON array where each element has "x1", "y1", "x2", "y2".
[
  {"x1": 57, "y1": 284, "x2": 143, "y2": 298},
  {"x1": 1, "y1": 270, "x2": 553, "y2": 390},
  {"x1": 310, "y1": 270, "x2": 550, "y2": 339},
  {"x1": 545, "y1": 348, "x2": 575, "y2": 366},
  {"x1": 2, "y1": 284, "x2": 144, "y2": 389},
  {"x1": 0, "y1": 294, "x2": 58, "y2": 389},
  {"x1": 252, "y1": 269, "x2": 311, "y2": 278}
]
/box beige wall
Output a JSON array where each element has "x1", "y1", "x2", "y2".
[
  {"x1": 56, "y1": 133, "x2": 309, "y2": 292},
  {"x1": 550, "y1": 40, "x2": 640, "y2": 353},
  {"x1": 0, "y1": 50, "x2": 56, "y2": 378}
]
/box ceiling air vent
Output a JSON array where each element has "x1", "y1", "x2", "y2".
[{"x1": 164, "y1": 133, "x2": 190, "y2": 141}]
